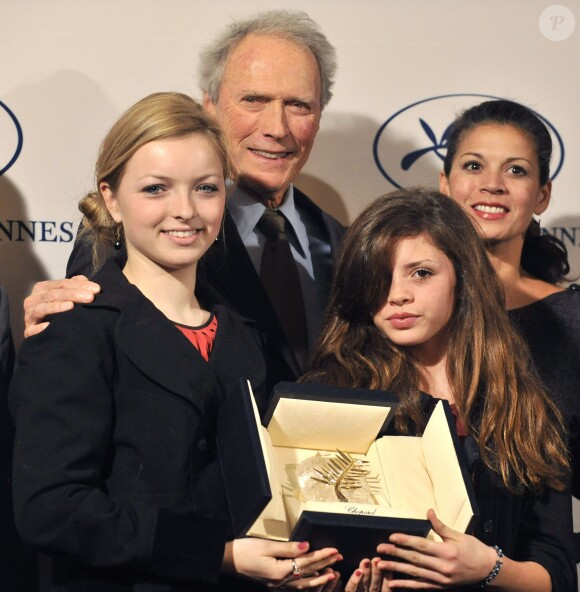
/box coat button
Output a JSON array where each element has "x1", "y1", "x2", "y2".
[
  {"x1": 483, "y1": 520, "x2": 494, "y2": 533},
  {"x1": 197, "y1": 439, "x2": 207, "y2": 452}
]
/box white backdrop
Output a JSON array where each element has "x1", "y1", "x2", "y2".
[
  {"x1": 1, "y1": 0, "x2": 580, "y2": 581},
  {"x1": 2, "y1": 0, "x2": 579, "y2": 342}
]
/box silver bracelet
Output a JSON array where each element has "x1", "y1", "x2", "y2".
[{"x1": 479, "y1": 545, "x2": 503, "y2": 588}]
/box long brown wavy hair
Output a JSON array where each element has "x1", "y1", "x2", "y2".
[{"x1": 302, "y1": 187, "x2": 568, "y2": 493}]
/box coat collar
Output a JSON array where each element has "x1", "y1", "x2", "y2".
[{"x1": 85, "y1": 259, "x2": 238, "y2": 419}]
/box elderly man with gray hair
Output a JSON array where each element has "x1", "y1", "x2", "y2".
[{"x1": 24, "y1": 9, "x2": 345, "y2": 390}]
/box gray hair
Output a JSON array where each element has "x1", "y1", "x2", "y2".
[{"x1": 198, "y1": 9, "x2": 337, "y2": 110}]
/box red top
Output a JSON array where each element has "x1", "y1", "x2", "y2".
[
  {"x1": 174, "y1": 315, "x2": 218, "y2": 362},
  {"x1": 449, "y1": 403, "x2": 468, "y2": 438}
]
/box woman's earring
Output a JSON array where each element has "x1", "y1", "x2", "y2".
[{"x1": 114, "y1": 225, "x2": 123, "y2": 250}]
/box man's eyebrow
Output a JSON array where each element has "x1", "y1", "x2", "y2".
[{"x1": 239, "y1": 90, "x2": 270, "y2": 98}]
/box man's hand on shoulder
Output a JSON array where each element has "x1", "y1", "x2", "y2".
[{"x1": 24, "y1": 276, "x2": 101, "y2": 338}]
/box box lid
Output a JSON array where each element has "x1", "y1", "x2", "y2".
[
  {"x1": 264, "y1": 382, "x2": 399, "y2": 453},
  {"x1": 424, "y1": 400, "x2": 479, "y2": 533}
]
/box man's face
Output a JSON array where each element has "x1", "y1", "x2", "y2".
[{"x1": 204, "y1": 34, "x2": 321, "y2": 206}]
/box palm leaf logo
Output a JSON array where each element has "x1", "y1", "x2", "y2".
[{"x1": 401, "y1": 119, "x2": 454, "y2": 170}]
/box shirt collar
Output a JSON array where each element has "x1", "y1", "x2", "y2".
[
  {"x1": 228, "y1": 185, "x2": 308, "y2": 256},
  {"x1": 227, "y1": 185, "x2": 265, "y2": 243}
]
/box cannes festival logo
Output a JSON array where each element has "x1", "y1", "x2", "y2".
[
  {"x1": 0, "y1": 100, "x2": 23, "y2": 176},
  {"x1": 373, "y1": 94, "x2": 564, "y2": 189}
]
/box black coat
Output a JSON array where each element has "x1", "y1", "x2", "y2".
[
  {"x1": 0, "y1": 285, "x2": 38, "y2": 590},
  {"x1": 9, "y1": 260, "x2": 268, "y2": 591}
]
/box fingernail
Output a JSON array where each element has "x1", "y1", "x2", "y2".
[
  {"x1": 363, "y1": 560, "x2": 371, "y2": 568},
  {"x1": 298, "y1": 541, "x2": 309, "y2": 550},
  {"x1": 355, "y1": 570, "x2": 362, "y2": 576}
]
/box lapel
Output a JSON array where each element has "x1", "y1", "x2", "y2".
[
  {"x1": 200, "y1": 211, "x2": 302, "y2": 379},
  {"x1": 293, "y1": 187, "x2": 345, "y2": 257},
  {"x1": 89, "y1": 260, "x2": 223, "y2": 420}
]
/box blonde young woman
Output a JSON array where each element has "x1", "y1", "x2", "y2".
[{"x1": 9, "y1": 93, "x2": 341, "y2": 592}]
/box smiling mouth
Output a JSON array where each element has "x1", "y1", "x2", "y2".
[
  {"x1": 165, "y1": 229, "x2": 200, "y2": 238},
  {"x1": 473, "y1": 204, "x2": 508, "y2": 214},
  {"x1": 249, "y1": 149, "x2": 291, "y2": 160}
]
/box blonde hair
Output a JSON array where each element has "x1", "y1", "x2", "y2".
[{"x1": 78, "y1": 92, "x2": 235, "y2": 271}]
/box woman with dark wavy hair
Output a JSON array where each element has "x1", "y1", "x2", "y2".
[
  {"x1": 440, "y1": 99, "x2": 580, "y2": 558},
  {"x1": 302, "y1": 188, "x2": 574, "y2": 591}
]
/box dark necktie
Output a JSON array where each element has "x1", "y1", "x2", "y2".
[{"x1": 257, "y1": 208, "x2": 308, "y2": 369}]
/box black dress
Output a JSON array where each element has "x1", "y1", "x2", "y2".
[{"x1": 509, "y1": 285, "x2": 580, "y2": 559}]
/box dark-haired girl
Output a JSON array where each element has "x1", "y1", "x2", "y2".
[{"x1": 303, "y1": 188, "x2": 575, "y2": 590}]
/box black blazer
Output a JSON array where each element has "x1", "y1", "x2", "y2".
[
  {"x1": 67, "y1": 188, "x2": 345, "y2": 391},
  {"x1": 10, "y1": 260, "x2": 267, "y2": 591}
]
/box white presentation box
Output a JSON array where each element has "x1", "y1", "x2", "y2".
[{"x1": 217, "y1": 381, "x2": 478, "y2": 572}]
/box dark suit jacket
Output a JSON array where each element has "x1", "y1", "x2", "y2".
[
  {"x1": 199, "y1": 188, "x2": 344, "y2": 389},
  {"x1": 10, "y1": 260, "x2": 267, "y2": 591},
  {"x1": 67, "y1": 188, "x2": 345, "y2": 391}
]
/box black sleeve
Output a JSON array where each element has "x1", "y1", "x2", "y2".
[
  {"x1": 0, "y1": 285, "x2": 14, "y2": 394},
  {"x1": 517, "y1": 487, "x2": 577, "y2": 592},
  {"x1": 0, "y1": 286, "x2": 39, "y2": 590},
  {"x1": 474, "y1": 458, "x2": 576, "y2": 591}
]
